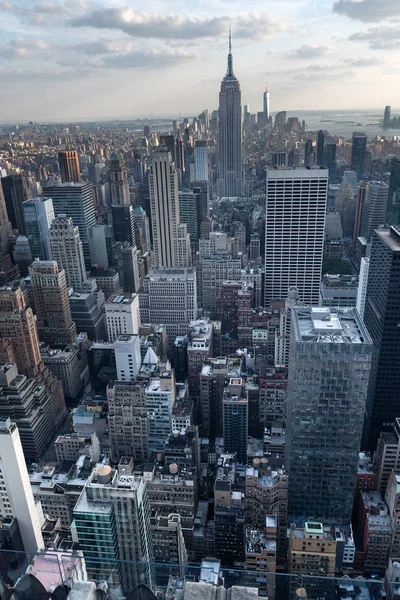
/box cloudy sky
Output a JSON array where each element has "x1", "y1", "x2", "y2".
[{"x1": 1, "y1": 0, "x2": 400, "y2": 121}]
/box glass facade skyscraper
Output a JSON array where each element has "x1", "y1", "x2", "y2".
[
  {"x1": 363, "y1": 226, "x2": 400, "y2": 449},
  {"x1": 42, "y1": 181, "x2": 96, "y2": 268},
  {"x1": 286, "y1": 307, "x2": 372, "y2": 524},
  {"x1": 351, "y1": 133, "x2": 367, "y2": 179},
  {"x1": 386, "y1": 157, "x2": 400, "y2": 227}
]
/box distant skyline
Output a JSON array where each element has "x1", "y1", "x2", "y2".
[{"x1": 1, "y1": 0, "x2": 400, "y2": 121}]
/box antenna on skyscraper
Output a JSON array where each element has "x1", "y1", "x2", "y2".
[{"x1": 227, "y1": 26, "x2": 233, "y2": 77}]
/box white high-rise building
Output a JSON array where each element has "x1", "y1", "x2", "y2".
[
  {"x1": 139, "y1": 268, "x2": 197, "y2": 342},
  {"x1": 265, "y1": 167, "x2": 328, "y2": 306},
  {"x1": 49, "y1": 214, "x2": 87, "y2": 291},
  {"x1": 0, "y1": 418, "x2": 44, "y2": 551},
  {"x1": 356, "y1": 257, "x2": 370, "y2": 319},
  {"x1": 105, "y1": 294, "x2": 140, "y2": 342},
  {"x1": 360, "y1": 181, "x2": 389, "y2": 243},
  {"x1": 217, "y1": 32, "x2": 243, "y2": 197},
  {"x1": 145, "y1": 365, "x2": 175, "y2": 451},
  {"x1": 263, "y1": 82, "x2": 270, "y2": 121},
  {"x1": 149, "y1": 150, "x2": 191, "y2": 268},
  {"x1": 114, "y1": 334, "x2": 142, "y2": 381}
]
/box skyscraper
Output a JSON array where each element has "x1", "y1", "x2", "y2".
[
  {"x1": 384, "y1": 106, "x2": 392, "y2": 128},
  {"x1": 353, "y1": 182, "x2": 367, "y2": 249},
  {"x1": 42, "y1": 182, "x2": 96, "y2": 268},
  {"x1": 263, "y1": 82, "x2": 270, "y2": 121},
  {"x1": 360, "y1": 181, "x2": 389, "y2": 243},
  {"x1": 386, "y1": 157, "x2": 400, "y2": 227},
  {"x1": 194, "y1": 141, "x2": 209, "y2": 182},
  {"x1": 316, "y1": 130, "x2": 325, "y2": 166},
  {"x1": 324, "y1": 141, "x2": 337, "y2": 183},
  {"x1": 58, "y1": 151, "x2": 81, "y2": 183},
  {"x1": 0, "y1": 418, "x2": 44, "y2": 551},
  {"x1": 363, "y1": 226, "x2": 400, "y2": 448},
  {"x1": 0, "y1": 185, "x2": 15, "y2": 284},
  {"x1": 139, "y1": 267, "x2": 197, "y2": 343},
  {"x1": 179, "y1": 190, "x2": 200, "y2": 252},
  {"x1": 109, "y1": 153, "x2": 130, "y2": 206},
  {"x1": 304, "y1": 139, "x2": 314, "y2": 167},
  {"x1": 133, "y1": 206, "x2": 151, "y2": 254},
  {"x1": 105, "y1": 294, "x2": 140, "y2": 342},
  {"x1": 0, "y1": 281, "x2": 42, "y2": 377},
  {"x1": 74, "y1": 464, "x2": 155, "y2": 593},
  {"x1": 29, "y1": 260, "x2": 77, "y2": 347},
  {"x1": 109, "y1": 154, "x2": 136, "y2": 245},
  {"x1": 49, "y1": 214, "x2": 87, "y2": 291},
  {"x1": 0, "y1": 281, "x2": 66, "y2": 426},
  {"x1": 286, "y1": 307, "x2": 372, "y2": 524},
  {"x1": 264, "y1": 168, "x2": 328, "y2": 306},
  {"x1": 223, "y1": 378, "x2": 248, "y2": 464},
  {"x1": 149, "y1": 150, "x2": 191, "y2": 267},
  {"x1": 121, "y1": 242, "x2": 140, "y2": 293},
  {"x1": 351, "y1": 133, "x2": 367, "y2": 179},
  {"x1": 217, "y1": 31, "x2": 243, "y2": 197},
  {"x1": 356, "y1": 257, "x2": 370, "y2": 319},
  {"x1": 0, "y1": 364, "x2": 57, "y2": 459},
  {"x1": 22, "y1": 197, "x2": 54, "y2": 260},
  {"x1": 107, "y1": 380, "x2": 149, "y2": 463},
  {"x1": 13, "y1": 235, "x2": 32, "y2": 276},
  {"x1": 1, "y1": 173, "x2": 31, "y2": 234}
]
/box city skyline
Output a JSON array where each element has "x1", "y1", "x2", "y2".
[{"x1": 1, "y1": 0, "x2": 400, "y2": 121}]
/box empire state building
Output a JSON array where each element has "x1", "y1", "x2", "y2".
[{"x1": 217, "y1": 31, "x2": 244, "y2": 198}]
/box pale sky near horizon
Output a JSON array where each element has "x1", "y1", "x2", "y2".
[{"x1": 1, "y1": 0, "x2": 400, "y2": 122}]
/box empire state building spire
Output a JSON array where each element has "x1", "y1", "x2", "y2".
[{"x1": 227, "y1": 27, "x2": 233, "y2": 78}]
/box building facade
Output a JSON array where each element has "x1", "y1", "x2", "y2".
[
  {"x1": 264, "y1": 168, "x2": 328, "y2": 306},
  {"x1": 286, "y1": 307, "x2": 372, "y2": 524}
]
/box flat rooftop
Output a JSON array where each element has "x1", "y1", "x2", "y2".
[
  {"x1": 292, "y1": 307, "x2": 372, "y2": 345},
  {"x1": 106, "y1": 294, "x2": 137, "y2": 305},
  {"x1": 376, "y1": 227, "x2": 400, "y2": 252}
]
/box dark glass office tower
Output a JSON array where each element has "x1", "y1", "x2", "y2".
[
  {"x1": 286, "y1": 307, "x2": 372, "y2": 524},
  {"x1": 42, "y1": 182, "x2": 96, "y2": 269},
  {"x1": 304, "y1": 139, "x2": 314, "y2": 167},
  {"x1": 363, "y1": 226, "x2": 400, "y2": 449},
  {"x1": 1, "y1": 173, "x2": 31, "y2": 233},
  {"x1": 351, "y1": 133, "x2": 367, "y2": 179},
  {"x1": 386, "y1": 158, "x2": 400, "y2": 227},
  {"x1": 316, "y1": 130, "x2": 325, "y2": 166},
  {"x1": 325, "y1": 141, "x2": 337, "y2": 183}
]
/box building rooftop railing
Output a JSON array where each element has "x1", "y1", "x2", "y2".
[{"x1": 0, "y1": 547, "x2": 393, "y2": 599}]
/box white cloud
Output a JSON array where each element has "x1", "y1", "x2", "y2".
[
  {"x1": 348, "y1": 24, "x2": 400, "y2": 48},
  {"x1": 69, "y1": 8, "x2": 293, "y2": 41},
  {"x1": 0, "y1": 38, "x2": 51, "y2": 60},
  {"x1": 101, "y1": 47, "x2": 198, "y2": 69},
  {"x1": 73, "y1": 39, "x2": 134, "y2": 55},
  {"x1": 332, "y1": 0, "x2": 400, "y2": 23},
  {"x1": 284, "y1": 44, "x2": 335, "y2": 59}
]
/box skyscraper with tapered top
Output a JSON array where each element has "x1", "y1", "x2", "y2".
[{"x1": 217, "y1": 30, "x2": 243, "y2": 197}]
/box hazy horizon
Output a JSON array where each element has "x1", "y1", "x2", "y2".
[{"x1": 1, "y1": 0, "x2": 400, "y2": 121}]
